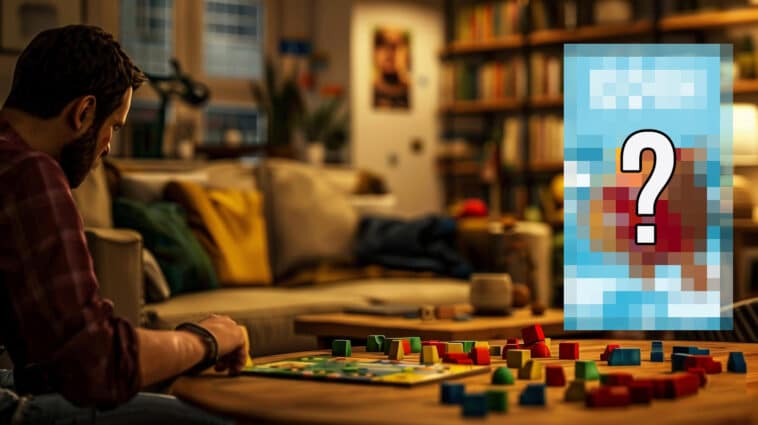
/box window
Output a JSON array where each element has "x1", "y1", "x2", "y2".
[
  {"x1": 120, "y1": 0, "x2": 173, "y2": 76},
  {"x1": 203, "y1": 0, "x2": 264, "y2": 79},
  {"x1": 204, "y1": 105, "x2": 264, "y2": 145}
]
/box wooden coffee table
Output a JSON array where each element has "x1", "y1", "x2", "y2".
[
  {"x1": 170, "y1": 339, "x2": 758, "y2": 425},
  {"x1": 294, "y1": 308, "x2": 566, "y2": 348}
]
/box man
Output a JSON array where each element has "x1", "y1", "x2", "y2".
[{"x1": 0, "y1": 25, "x2": 245, "y2": 424}]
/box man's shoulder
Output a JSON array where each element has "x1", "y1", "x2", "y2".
[{"x1": 0, "y1": 139, "x2": 66, "y2": 195}]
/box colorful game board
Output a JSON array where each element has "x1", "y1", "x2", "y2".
[{"x1": 242, "y1": 355, "x2": 489, "y2": 386}]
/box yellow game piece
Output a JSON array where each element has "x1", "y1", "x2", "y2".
[
  {"x1": 446, "y1": 342, "x2": 464, "y2": 353},
  {"x1": 421, "y1": 345, "x2": 440, "y2": 365},
  {"x1": 389, "y1": 339, "x2": 405, "y2": 361},
  {"x1": 518, "y1": 360, "x2": 543, "y2": 380},
  {"x1": 475, "y1": 341, "x2": 490, "y2": 349},
  {"x1": 544, "y1": 337, "x2": 551, "y2": 347},
  {"x1": 240, "y1": 325, "x2": 254, "y2": 367},
  {"x1": 506, "y1": 349, "x2": 531, "y2": 369}
]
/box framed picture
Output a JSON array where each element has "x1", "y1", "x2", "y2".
[
  {"x1": 373, "y1": 26, "x2": 411, "y2": 110},
  {"x1": 0, "y1": 0, "x2": 84, "y2": 52}
]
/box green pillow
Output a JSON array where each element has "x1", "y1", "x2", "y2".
[{"x1": 113, "y1": 198, "x2": 219, "y2": 295}]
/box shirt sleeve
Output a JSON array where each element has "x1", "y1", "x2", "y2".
[{"x1": 3, "y1": 155, "x2": 141, "y2": 408}]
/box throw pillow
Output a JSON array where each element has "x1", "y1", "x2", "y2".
[
  {"x1": 112, "y1": 198, "x2": 219, "y2": 295},
  {"x1": 164, "y1": 181, "x2": 272, "y2": 286},
  {"x1": 142, "y1": 248, "x2": 171, "y2": 302}
]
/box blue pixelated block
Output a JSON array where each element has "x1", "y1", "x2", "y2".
[
  {"x1": 608, "y1": 348, "x2": 641, "y2": 366},
  {"x1": 462, "y1": 393, "x2": 488, "y2": 417},
  {"x1": 651, "y1": 341, "x2": 663, "y2": 352},
  {"x1": 440, "y1": 382, "x2": 466, "y2": 405},
  {"x1": 727, "y1": 352, "x2": 747, "y2": 373},
  {"x1": 672, "y1": 353, "x2": 690, "y2": 372},
  {"x1": 650, "y1": 351, "x2": 664, "y2": 362},
  {"x1": 519, "y1": 383, "x2": 546, "y2": 406}
]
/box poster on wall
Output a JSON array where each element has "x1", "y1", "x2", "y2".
[
  {"x1": 0, "y1": 0, "x2": 83, "y2": 51},
  {"x1": 373, "y1": 26, "x2": 411, "y2": 109}
]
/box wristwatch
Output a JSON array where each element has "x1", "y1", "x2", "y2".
[{"x1": 175, "y1": 322, "x2": 219, "y2": 375}]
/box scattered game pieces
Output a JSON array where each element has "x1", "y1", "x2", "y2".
[
  {"x1": 419, "y1": 305, "x2": 435, "y2": 321},
  {"x1": 408, "y1": 337, "x2": 422, "y2": 354},
  {"x1": 491, "y1": 367, "x2": 515, "y2": 385},
  {"x1": 600, "y1": 344, "x2": 620, "y2": 361},
  {"x1": 727, "y1": 352, "x2": 747, "y2": 373},
  {"x1": 529, "y1": 342, "x2": 551, "y2": 358},
  {"x1": 506, "y1": 349, "x2": 531, "y2": 369},
  {"x1": 575, "y1": 360, "x2": 600, "y2": 381},
  {"x1": 440, "y1": 382, "x2": 465, "y2": 405},
  {"x1": 671, "y1": 353, "x2": 690, "y2": 372},
  {"x1": 486, "y1": 390, "x2": 508, "y2": 412},
  {"x1": 687, "y1": 367, "x2": 708, "y2": 387},
  {"x1": 366, "y1": 335, "x2": 384, "y2": 352},
  {"x1": 389, "y1": 339, "x2": 404, "y2": 361},
  {"x1": 519, "y1": 383, "x2": 546, "y2": 406},
  {"x1": 332, "y1": 339, "x2": 351, "y2": 357},
  {"x1": 462, "y1": 393, "x2": 488, "y2": 418},
  {"x1": 607, "y1": 348, "x2": 640, "y2": 366},
  {"x1": 421, "y1": 345, "x2": 441, "y2": 365},
  {"x1": 650, "y1": 351, "x2": 664, "y2": 362},
  {"x1": 518, "y1": 360, "x2": 544, "y2": 380},
  {"x1": 545, "y1": 365, "x2": 566, "y2": 387},
  {"x1": 447, "y1": 342, "x2": 464, "y2": 354},
  {"x1": 628, "y1": 380, "x2": 654, "y2": 403},
  {"x1": 489, "y1": 345, "x2": 502, "y2": 357},
  {"x1": 599, "y1": 372, "x2": 633, "y2": 386},
  {"x1": 564, "y1": 380, "x2": 587, "y2": 402},
  {"x1": 559, "y1": 342, "x2": 579, "y2": 360},
  {"x1": 469, "y1": 347, "x2": 491, "y2": 365},
  {"x1": 586, "y1": 386, "x2": 631, "y2": 407},
  {"x1": 521, "y1": 324, "x2": 545, "y2": 346}
]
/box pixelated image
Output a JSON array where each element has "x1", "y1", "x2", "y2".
[{"x1": 564, "y1": 45, "x2": 733, "y2": 330}]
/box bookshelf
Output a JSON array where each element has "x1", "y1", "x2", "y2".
[{"x1": 439, "y1": 1, "x2": 758, "y2": 216}]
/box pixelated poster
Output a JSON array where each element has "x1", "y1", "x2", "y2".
[{"x1": 564, "y1": 45, "x2": 733, "y2": 330}]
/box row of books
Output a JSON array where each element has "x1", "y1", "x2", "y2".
[
  {"x1": 441, "y1": 58, "x2": 527, "y2": 102},
  {"x1": 500, "y1": 115, "x2": 563, "y2": 167},
  {"x1": 454, "y1": 1, "x2": 525, "y2": 43},
  {"x1": 530, "y1": 53, "x2": 562, "y2": 98}
]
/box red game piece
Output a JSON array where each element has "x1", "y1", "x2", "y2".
[
  {"x1": 684, "y1": 355, "x2": 713, "y2": 370},
  {"x1": 422, "y1": 340, "x2": 445, "y2": 357},
  {"x1": 687, "y1": 367, "x2": 708, "y2": 387},
  {"x1": 530, "y1": 342, "x2": 551, "y2": 358},
  {"x1": 469, "y1": 347, "x2": 491, "y2": 365},
  {"x1": 502, "y1": 343, "x2": 520, "y2": 358},
  {"x1": 521, "y1": 324, "x2": 545, "y2": 346},
  {"x1": 559, "y1": 342, "x2": 579, "y2": 360},
  {"x1": 628, "y1": 380, "x2": 654, "y2": 404},
  {"x1": 652, "y1": 378, "x2": 674, "y2": 399},
  {"x1": 586, "y1": 386, "x2": 631, "y2": 407},
  {"x1": 506, "y1": 338, "x2": 520, "y2": 344},
  {"x1": 443, "y1": 353, "x2": 469, "y2": 363},
  {"x1": 706, "y1": 360, "x2": 722, "y2": 374},
  {"x1": 545, "y1": 365, "x2": 566, "y2": 387},
  {"x1": 671, "y1": 373, "x2": 699, "y2": 398},
  {"x1": 401, "y1": 339, "x2": 411, "y2": 354},
  {"x1": 600, "y1": 344, "x2": 620, "y2": 361},
  {"x1": 602, "y1": 372, "x2": 633, "y2": 386},
  {"x1": 456, "y1": 359, "x2": 473, "y2": 365}
]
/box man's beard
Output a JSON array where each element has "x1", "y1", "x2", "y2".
[{"x1": 59, "y1": 122, "x2": 101, "y2": 189}]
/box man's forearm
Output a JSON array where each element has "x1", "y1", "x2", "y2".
[{"x1": 136, "y1": 328, "x2": 207, "y2": 387}]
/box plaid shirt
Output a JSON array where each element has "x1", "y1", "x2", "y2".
[{"x1": 0, "y1": 120, "x2": 140, "y2": 408}]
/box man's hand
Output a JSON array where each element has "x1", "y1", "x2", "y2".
[{"x1": 197, "y1": 315, "x2": 247, "y2": 376}]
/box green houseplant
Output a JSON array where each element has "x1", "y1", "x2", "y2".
[
  {"x1": 251, "y1": 59, "x2": 304, "y2": 156},
  {"x1": 300, "y1": 93, "x2": 348, "y2": 164}
]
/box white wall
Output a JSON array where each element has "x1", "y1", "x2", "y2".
[{"x1": 351, "y1": 0, "x2": 443, "y2": 217}]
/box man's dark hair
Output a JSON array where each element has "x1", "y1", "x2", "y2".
[{"x1": 4, "y1": 25, "x2": 146, "y2": 124}]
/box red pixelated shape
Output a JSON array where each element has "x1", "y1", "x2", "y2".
[
  {"x1": 687, "y1": 367, "x2": 708, "y2": 387},
  {"x1": 706, "y1": 360, "x2": 722, "y2": 374},
  {"x1": 600, "y1": 344, "x2": 620, "y2": 361},
  {"x1": 502, "y1": 343, "x2": 520, "y2": 359},
  {"x1": 684, "y1": 355, "x2": 713, "y2": 370},
  {"x1": 602, "y1": 372, "x2": 633, "y2": 386},
  {"x1": 558, "y1": 342, "x2": 579, "y2": 360},
  {"x1": 521, "y1": 325, "x2": 545, "y2": 346},
  {"x1": 628, "y1": 380, "x2": 654, "y2": 404},
  {"x1": 545, "y1": 365, "x2": 566, "y2": 387},
  {"x1": 469, "y1": 347, "x2": 491, "y2": 365},
  {"x1": 529, "y1": 342, "x2": 551, "y2": 358},
  {"x1": 586, "y1": 386, "x2": 631, "y2": 407}
]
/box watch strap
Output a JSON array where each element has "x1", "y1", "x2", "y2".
[{"x1": 175, "y1": 322, "x2": 219, "y2": 375}]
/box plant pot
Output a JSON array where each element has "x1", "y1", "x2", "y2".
[{"x1": 306, "y1": 143, "x2": 326, "y2": 166}]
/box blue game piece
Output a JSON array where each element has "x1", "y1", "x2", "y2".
[
  {"x1": 440, "y1": 382, "x2": 466, "y2": 405},
  {"x1": 650, "y1": 351, "x2": 664, "y2": 362},
  {"x1": 693, "y1": 348, "x2": 710, "y2": 355},
  {"x1": 608, "y1": 348, "x2": 640, "y2": 366},
  {"x1": 462, "y1": 393, "x2": 488, "y2": 417},
  {"x1": 519, "y1": 383, "x2": 546, "y2": 406},
  {"x1": 673, "y1": 346, "x2": 698, "y2": 355},
  {"x1": 727, "y1": 352, "x2": 747, "y2": 373},
  {"x1": 671, "y1": 353, "x2": 690, "y2": 372},
  {"x1": 651, "y1": 341, "x2": 663, "y2": 352}
]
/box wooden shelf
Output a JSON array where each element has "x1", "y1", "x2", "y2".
[
  {"x1": 441, "y1": 34, "x2": 524, "y2": 56},
  {"x1": 440, "y1": 98, "x2": 523, "y2": 114},
  {"x1": 660, "y1": 7, "x2": 758, "y2": 32},
  {"x1": 529, "y1": 162, "x2": 563, "y2": 173},
  {"x1": 437, "y1": 159, "x2": 482, "y2": 177},
  {"x1": 529, "y1": 20, "x2": 653, "y2": 46},
  {"x1": 529, "y1": 95, "x2": 563, "y2": 108},
  {"x1": 734, "y1": 79, "x2": 758, "y2": 95}
]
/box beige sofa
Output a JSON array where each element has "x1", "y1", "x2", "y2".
[{"x1": 70, "y1": 159, "x2": 471, "y2": 356}]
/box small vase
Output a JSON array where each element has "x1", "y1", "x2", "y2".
[{"x1": 306, "y1": 143, "x2": 325, "y2": 166}]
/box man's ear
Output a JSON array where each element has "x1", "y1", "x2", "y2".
[{"x1": 69, "y1": 95, "x2": 97, "y2": 132}]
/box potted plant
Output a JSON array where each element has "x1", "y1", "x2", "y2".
[
  {"x1": 251, "y1": 59, "x2": 304, "y2": 157},
  {"x1": 300, "y1": 87, "x2": 348, "y2": 165}
]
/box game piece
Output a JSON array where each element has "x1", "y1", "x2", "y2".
[
  {"x1": 564, "y1": 380, "x2": 586, "y2": 402},
  {"x1": 506, "y1": 349, "x2": 531, "y2": 368},
  {"x1": 575, "y1": 360, "x2": 600, "y2": 381},
  {"x1": 545, "y1": 365, "x2": 566, "y2": 387},
  {"x1": 447, "y1": 342, "x2": 464, "y2": 354},
  {"x1": 502, "y1": 343, "x2": 520, "y2": 358},
  {"x1": 671, "y1": 373, "x2": 700, "y2": 397},
  {"x1": 422, "y1": 340, "x2": 444, "y2": 357},
  {"x1": 586, "y1": 386, "x2": 631, "y2": 407},
  {"x1": 388, "y1": 339, "x2": 404, "y2": 361},
  {"x1": 419, "y1": 305, "x2": 435, "y2": 321},
  {"x1": 687, "y1": 367, "x2": 707, "y2": 387},
  {"x1": 628, "y1": 380, "x2": 654, "y2": 403},
  {"x1": 651, "y1": 340, "x2": 663, "y2": 352},
  {"x1": 461, "y1": 341, "x2": 475, "y2": 353},
  {"x1": 694, "y1": 348, "x2": 710, "y2": 355},
  {"x1": 673, "y1": 346, "x2": 699, "y2": 355},
  {"x1": 421, "y1": 345, "x2": 441, "y2": 365},
  {"x1": 469, "y1": 347, "x2": 491, "y2": 365},
  {"x1": 519, "y1": 383, "x2": 546, "y2": 406},
  {"x1": 684, "y1": 355, "x2": 714, "y2": 370},
  {"x1": 543, "y1": 337, "x2": 551, "y2": 346},
  {"x1": 486, "y1": 390, "x2": 508, "y2": 413},
  {"x1": 671, "y1": 353, "x2": 690, "y2": 372},
  {"x1": 461, "y1": 393, "x2": 488, "y2": 418},
  {"x1": 559, "y1": 342, "x2": 579, "y2": 360},
  {"x1": 529, "y1": 342, "x2": 551, "y2": 358},
  {"x1": 489, "y1": 345, "x2": 502, "y2": 357},
  {"x1": 518, "y1": 360, "x2": 543, "y2": 380},
  {"x1": 239, "y1": 325, "x2": 254, "y2": 368},
  {"x1": 443, "y1": 353, "x2": 470, "y2": 364},
  {"x1": 727, "y1": 352, "x2": 747, "y2": 373},
  {"x1": 650, "y1": 351, "x2": 664, "y2": 362},
  {"x1": 506, "y1": 338, "x2": 520, "y2": 344},
  {"x1": 706, "y1": 360, "x2": 722, "y2": 374},
  {"x1": 491, "y1": 367, "x2": 515, "y2": 385},
  {"x1": 332, "y1": 339, "x2": 351, "y2": 357},
  {"x1": 475, "y1": 341, "x2": 490, "y2": 349},
  {"x1": 440, "y1": 382, "x2": 465, "y2": 405},
  {"x1": 600, "y1": 344, "x2": 620, "y2": 361},
  {"x1": 366, "y1": 335, "x2": 385, "y2": 352},
  {"x1": 407, "y1": 337, "x2": 422, "y2": 354},
  {"x1": 521, "y1": 324, "x2": 545, "y2": 346},
  {"x1": 608, "y1": 348, "x2": 640, "y2": 366},
  {"x1": 599, "y1": 372, "x2": 633, "y2": 386}
]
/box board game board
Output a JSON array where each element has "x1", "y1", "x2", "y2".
[{"x1": 242, "y1": 355, "x2": 490, "y2": 386}]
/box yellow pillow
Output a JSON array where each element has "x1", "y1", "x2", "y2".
[{"x1": 165, "y1": 181, "x2": 272, "y2": 286}]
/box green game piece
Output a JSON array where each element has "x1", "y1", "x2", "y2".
[
  {"x1": 408, "y1": 337, "x2": 422, "y2": 353},
  {"x1": 486, "y1": 390, "x2": 508, "y2": 412},
  {"x1": 332, "y1": 339, "x2": 352, "y2": 357},
  {"x1": 491, "y1": 367, "x2": 515, "y2": 385},
  {"x1": 564, "y1": 379, "x2": 587, "y2": 402},
  {"x1": 454, "y1": 340, "x2": 475, "y2": 353},
  {"x1": 366, "y1": 335, "x2": 385, "y2": 352},
  {"x1": 574, "y1": 360, "x2": 599, "y2": 381}
]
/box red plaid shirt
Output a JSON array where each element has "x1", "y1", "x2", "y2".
[{"x1": 0, "y1": 120, "x2": 140, "y2": 407}]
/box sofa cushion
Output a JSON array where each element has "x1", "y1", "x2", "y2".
[
  {"x1": 143, "y1": 248, "x2": 171, "y2": 302},
  {"x1": 120, "y1": 170, "x2": 208, "y2": 203},
  {"x1": 317, "y1": 278, "x2": 470, "y2": 306},
  {"x1": 71, "y1": 165, "x2": 112, "y2": 228}
]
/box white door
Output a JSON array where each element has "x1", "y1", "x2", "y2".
[{"x1": 351, "y1": 0, "x2": 443, "y2": 218}]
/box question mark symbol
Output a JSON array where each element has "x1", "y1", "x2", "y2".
[{"x1": 620, "y1": 129, "x2": 676, "y2": 245}]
